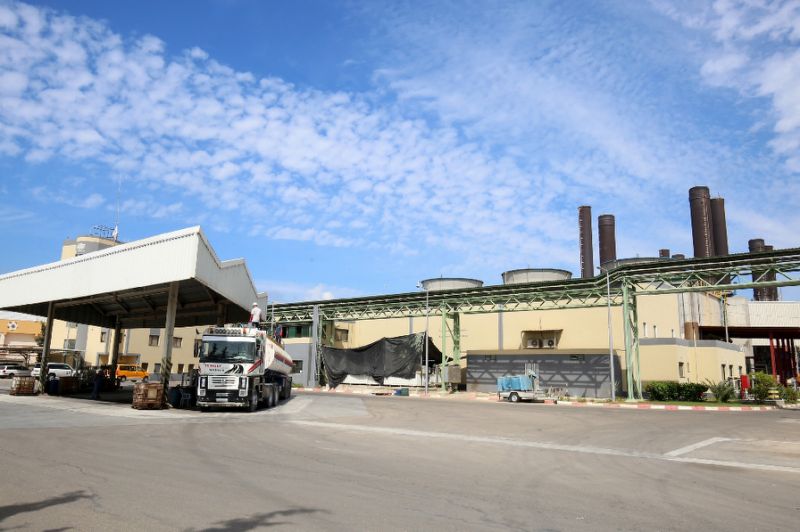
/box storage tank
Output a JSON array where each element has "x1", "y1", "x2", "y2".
[
  {"x1": 501, "y1": 269, "x2": 572, "y2": 285},
  {"x1": 419, "y1": 278, "x2": 483, "y2": 291},
  {"x1": 689, "y1": 186, "x2": 715, "y2": 258},
  {"x1": 659, "y1": 249, "x2": 670, "y2": 258},
  {"x1": 598, "y1": 214, "x2": 617, "y2": 268},
  {"x1": 578, "y1": 206, "x2": 594, "y2": 278}
]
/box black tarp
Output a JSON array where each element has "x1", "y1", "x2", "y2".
[{"x1": 322, "y1": 332, "x2": 442, "y2": 388}]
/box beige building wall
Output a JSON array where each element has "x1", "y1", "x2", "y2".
[{"x1": 639, "y1": 341, "x2": 745, "y2": 384}]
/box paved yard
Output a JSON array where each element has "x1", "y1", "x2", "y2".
[{"x1": 0, "y1": 387, "x2": 798, "y2": 531}]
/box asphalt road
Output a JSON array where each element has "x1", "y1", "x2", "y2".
[{"x1": 0, "y1": 385, "x2": 798, "y2": 531}]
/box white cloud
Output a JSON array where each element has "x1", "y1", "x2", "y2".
[
  {"x1": 258, "y1": 280, "x2": 363, "y2": 303},
  {"x1": 1, "y1": 0, "x2": 797, "y2": 290}
]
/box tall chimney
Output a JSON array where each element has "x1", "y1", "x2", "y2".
[
  {"x1": 763, "y1": 244, "x2": 779, "y2": 301},
  {"x1": 659, "y1": 249, "x2": 670, "y2": 258},
  {"x1": 748, "y1": 238, "x2": 767, "y2": 301},
  {"x1": 598, "y1": 214, "x2": 617, "y2": 269},
  {"x1": 689, "y1": 186, "x2": 715, "y2": 258},
  {"x1": 578, "y1": 206, "x2": 594, "y2": 278},
  {"x1": 710, "y1": 197, "x2": 729, "y2": 256}
]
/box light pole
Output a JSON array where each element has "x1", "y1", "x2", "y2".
[
  {"x1": 599, "y1": 267, "x2": 617, "y2": 401},
  {"x1": 417, "y1": 282, "x2": 430, "y2": 395}
]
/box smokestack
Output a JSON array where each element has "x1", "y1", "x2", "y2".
[
  {"x1": 689, "y1": 186, "x2": 715, "y2": 258},
  {"x1": 659, "y1": 249, "x2": 670, "y2": 258},
  {"x1": 578, "y1": 206, "x2": 594, "y2": 278},
  {"x1": 598, "y1": 214, "x2": 617, "y2": 268},
  {"x1": 748, "y1": 238, "x2": 767, "y2": 301},
  {"x1": 763, "y1": 244, "x2": 779, "y2": 301},
  {"x1": 710, "y1": 198, "x2": 729, "y2": 256}
]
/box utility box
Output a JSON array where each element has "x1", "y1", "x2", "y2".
[{"x1": 443, "y1": 365, "x2": 462, "y2": 384}]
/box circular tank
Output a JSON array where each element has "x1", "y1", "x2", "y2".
[
  {"x1": 419, "y1": 278, "x2": 483, "y2": 291},
  {"x1": 501, "y1": 268, "x2": 572, "y2": 285}
]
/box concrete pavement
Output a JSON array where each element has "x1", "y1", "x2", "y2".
[{"x1": 0, "y1": 390, "x2": 798, "y2": 530}]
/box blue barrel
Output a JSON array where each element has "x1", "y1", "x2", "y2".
[
  {"x1": 167, "y1": 387, "x2": 181, "y2": 407},
  {"x1": 46, "y1": 378, "x2": 59, "y2": 395}
]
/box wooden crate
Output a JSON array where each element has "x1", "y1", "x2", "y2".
[
  {"x1": 132, "y1": 382, "x2": 165, "y2": 409},
  {"x1": 10, "y1": 376, "x2": 36, "y2": 396}
]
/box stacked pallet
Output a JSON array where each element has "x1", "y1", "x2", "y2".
[
  {"x1": 132, "y1": 382, "x2": 165, "y2": 410},
  {"x1": 10, "y1": 376, "x2": 36, "y2": 396}
]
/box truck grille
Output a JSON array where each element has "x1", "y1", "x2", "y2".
[{"x1": 209, "y1": 376, "x2": 239, "y2": 389}]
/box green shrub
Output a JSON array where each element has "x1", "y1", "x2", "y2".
[
  {"x1": 779, "y1": 386, "x2": 798, "y2": 404},
  {"x1": 644, "y1": 381, "x2": 708, "y2": 402},
  {"x1": 677, "y1": 383, "x2": 708, "y2": 402},
  {"x1": 750, "y1": 372, "x2": 778, "y2": 402},
  {"x1": 645, "y1": 381, "x2": 672, "y2": 401},
  {"x1": 704, "y1": 379, "x2": 736, "y2": 403}
]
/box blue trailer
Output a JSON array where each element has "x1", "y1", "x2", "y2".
[{"x1": 497, "y1": 372, "x2": 550, "y2": 402}]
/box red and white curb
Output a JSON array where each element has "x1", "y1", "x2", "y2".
[{"x1": 294, "y1": 388, "x2": 775, "y2": 411}]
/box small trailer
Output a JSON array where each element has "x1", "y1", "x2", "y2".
[{"x1": 497, "y1": 372, "x2": 553, "y2": 403}]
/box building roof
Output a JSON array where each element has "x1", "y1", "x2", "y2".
[
  {"x1": 699, "y1": 325, "x2": 800, "y2": 340},
  {"x1": 0, "y1": 227, "x2": 257, "y2": 329}
]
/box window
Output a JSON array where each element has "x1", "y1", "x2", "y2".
[
  {"x1": 334, "y1": 328, "x2": 349, "y2": 342},
  {"x1": 678, "y1": 362, "x2": 685, "y2": 378},
  {"x1": 173, "y1": 337, "x2": 182, "y2": 348},
  {"x1": 642, "y1": 322, "x2": 647, "y2": 337},
  {"x1": 292, "y1": 360, "x2": 304, "y2": 373},
  {"x1": 284, "y1": 324, "x2": 311, "y2": 338},
  {"x1": 153, "y1": 363, "x2": 161, "y2": 374},
  {"x1": 100, "y1": 331, "x2": 107, "y2": 342},
  {"x1": 63, "y1": 339, "x2": 76, "y2": 350},
  {"x1": 194, "y1": 339, "x2": 202, "y2": 358},
  {"x1": 188, "y1": 364, "x2": 194, "y2": 373},
  {"x1": 652, "y1": 325, "x2": 657, "y2": 337},
  {"x1": 671, "y1": 328, "x2": 675, "y2": 338},
  {"x1": 148, "y1": 335, "x2": 159, "y2": 347},
  {"x1": 141, "y1": 362, "x2": 149, "y2": 371},
  {"x1": 67, "y1": 322, "x2": 77, "y2": 329},
  {"x1": 738, "y1": 366, "x2": 743, "y2": 376},
  {"x1": 729, "y1": 365, "x2": 733, "y2": 378},
  {"x1": 482, "y1": 355, "x2": 497, "y2": 362},
  {"x1": 721, "y1": 364, "x2": 726, "y2": 379},
  {"x1": 177, "y1": 364, "x2": 184, "y2": 374}
]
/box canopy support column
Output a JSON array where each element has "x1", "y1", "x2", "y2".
[
  {"x1": 39, "y1": 301, "x2": 55, "y2": 393},
  {"x1": 159, "y1": 281, "x2": 179, "y2": 393},
  {"x1": 109, "y1": 319, "x2": 121, "y2": 382}
]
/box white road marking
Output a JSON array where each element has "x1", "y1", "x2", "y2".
[
  {"x1": 664, "y1": 437, "x2": 732, "y2": 457},
  {"x1": 289, "y1": 420, "x2": 800, "y2": 475}
]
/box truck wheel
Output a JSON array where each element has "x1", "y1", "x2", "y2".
[
  {"x1": 267, "y1": 387, "x2": 275, "y2": 408},
  {"x1": 248, "y1": 388, "x2": 259, "y2": 412},
  {"x1": 119, "y1": 376, "x2": 127, "y2": 382},
  {"x1": 142, "y1": 376, "x2": 148, "y2": 383},
  {"x1": 272, "y1": 386, "x2": 279, "y2": 406},
  {"x1": 200, "y1": 406, "x2": 210, "y2": 413},
  {"x1": 509, "y1": 393, "x2": 520, "y2": 403}
]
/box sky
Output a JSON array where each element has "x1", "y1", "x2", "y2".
[{"x1": 1, "y1": 0, "x2": 799, "y2": 303}]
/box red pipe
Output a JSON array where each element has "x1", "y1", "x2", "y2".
[{"x1": 769, "y1": 333, "x2": 777, "y2": 380}]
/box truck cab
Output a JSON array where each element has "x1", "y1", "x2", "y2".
[{"x1": 196, "y1": 326, "x2": 293, "y2": 412}]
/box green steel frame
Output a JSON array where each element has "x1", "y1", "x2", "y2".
[{"x1": 274, "y1": 247, "x2": 800, "y2": 397}]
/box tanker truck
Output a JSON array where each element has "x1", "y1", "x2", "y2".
[{"x1": 196, "y1": 326, "x2": 293, "y2": 412}]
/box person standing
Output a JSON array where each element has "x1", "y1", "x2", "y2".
[
  {"x1": 249, "y1": 302, "x2": 262, "y2": 327},
  {"x1": 91, "y1": 368, "x2": 104, "y2": 400}
]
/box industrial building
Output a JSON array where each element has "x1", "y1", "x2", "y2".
[{"x1": 1, "y1": 187, "x2": 797, "y2": 398}]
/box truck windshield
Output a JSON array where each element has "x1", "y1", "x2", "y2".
[{"x1": 200, "y1": 341, "x2": 256, "y2": 363}]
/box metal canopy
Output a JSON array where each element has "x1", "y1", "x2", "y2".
[{"x1": 0, "y1": 227, "x2": 257, "y2": 328}]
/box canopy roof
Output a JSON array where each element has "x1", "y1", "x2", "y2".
[
  {"x1": 699, "y1": 325, "x2": 800, "y2": 340},
  {"x1": 0, "y1": 227, "x2": 258, "y2": 329}
]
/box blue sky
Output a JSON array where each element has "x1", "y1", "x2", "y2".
[{"x1": 1, "y1": 0, "x2": 799, "y2": 302}]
